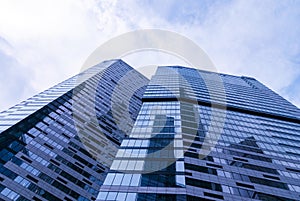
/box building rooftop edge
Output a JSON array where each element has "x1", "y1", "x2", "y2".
[{"x1": 156, "y1": 65, "x2": 256, "y2": 80}]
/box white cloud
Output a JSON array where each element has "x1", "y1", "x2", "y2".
[
  {"x1": 196, "y1": 1, "x2": 300, "y2": 90},
  {"x1": 0, "y1": 41, "x2": 33, "y2": 110},
  {"x1": 0, "y1": 0, "x2": 299, "y2": 111},
  {"x1": 0, "y1": 0, "x2": 103, "y2": 110},
  {"x1": 198, "y1": 0, "x2": 300, "y2": 107}
]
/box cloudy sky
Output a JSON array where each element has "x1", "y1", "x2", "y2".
[{"x1": 0, "y1": 0, "x2": 300, "y2": 112}]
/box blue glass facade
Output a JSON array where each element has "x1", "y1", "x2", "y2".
[
  {"x1": 98, "y1": 66, "x2": 300, "y2": 200},
  {"x1": 0, "y1": 60, "x2": 148, "y2": 201},
  {"x1": 1, "y1": 61, "x2": 300, "y2": 201}
]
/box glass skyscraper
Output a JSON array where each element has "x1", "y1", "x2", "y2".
[
  {"x1": 1, "y1": 60, "x2": 300, "y2": 201},
  {"x1": 0, "y1": 60, "x2": 149, "y2": 201}
]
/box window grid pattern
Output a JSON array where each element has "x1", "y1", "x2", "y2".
[
  {"x1": 98, "y1": 65, "x2": 300, "y2": 201},
  {"x1": 0, "y1": 60, "x2": 148, "y2": 201}
]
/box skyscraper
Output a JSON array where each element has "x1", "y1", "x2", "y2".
[
  {"x1": 1, "y1": 60, "x2": 300, "y2": 201},
  {"x1": 97, "y1": 65, "x2": 300, "y2": 201},
  {"x1": 0, "y1": 60, "x2": 149, "y2": 201}
]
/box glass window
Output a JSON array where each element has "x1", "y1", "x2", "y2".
[
  {"x1": 103, "y1": 174, "x2": 115, "y2": 185},
  {"x1": 121, "y1": 140, "x2": 129, "y2": 147},
  {"x1": 141, "y1": 140, "x2": 149, "y2": 147},
  {"x1": 20, "y1": 179, "x2": 30, "y2": 188},
  {"x1": 174, "y1": 150, "x2": 183, "y2": 158},
  {"x1": 125, "y1": 193, "x2": 136, "y2": 201},
  {"x1": 126, "y1": 161, "x2": 136, "y2": 170},
  {"x1": 222, "y1": 185, "x2": 231, "y2": 193},
  {"x1": 139, "y1": 149, "x2": 147, "y2": 157},
  {"x1": 119, "y1": 160, "x2": 129, "y2": 170},
  {"x1": 113, "y1": 174, "x2": 123, "y2": 186},
  {"x1": 131, "y1": 149, "x2": 139, "y2": 157},
  {"x1": 116, "y1": 150, "x2": 125, "y2": 157},
  {"x1": 116, "y1": 193, "x2": 127, "y2": 201},
  {"x1": 1, "y1": 188, "x2": 11, "y2": 196},
  {"x1": 135, "y1": 161, "x2": 144, "y2": 171},
  {"x1": 128, "y1": 140, "x2": 135, "y2": 147},
  {"x1": 7, "y1": 191, "x2": 18, "y2": 200},
  {"x1": 130, "y1": 174, "x2": 140, "y2": 186},
  {"x1": 124, "y1": 150, "x2": 132, "y2": 157},
  {"x1": 176, "y1": 161, "x2": 185, "y2": 172},
  {"x1": 111, "y1": 160, "x2": 121, "y2": 170},
  {"x1": 14, "y1": 176, "x2": 23, "y2": 183},
  {"x1": 176, "y1": 175, "x2": 185, "y2": 187},
  {"x1": 121, "y1": 174, "x2": 132, "y2": 186},
  {"x1": 106, "y1": 192, "x2": 117, "y2": 200}
]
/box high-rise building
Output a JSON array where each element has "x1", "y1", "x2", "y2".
[
  {"x1": 1, "y1": 60, "x2": 300, "y2": 201},
  {"x1": 0, "y1": 60, "x2": 149, "y2": 201},
  {"x1": 97, "y1": 65, "x2": 300, "y2": 201}
]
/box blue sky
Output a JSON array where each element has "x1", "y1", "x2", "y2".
[{"x1": 0, "y1": 0, "x2": 300, "y2": 111}]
